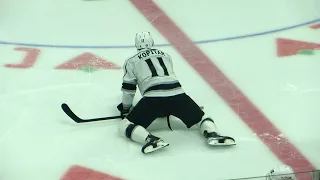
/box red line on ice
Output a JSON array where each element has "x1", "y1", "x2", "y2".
[
  {"x1": 129, "y1": 0, "x2": 316, "y2": 175},
  {"x1": 310, "y1": 23, "x2": 320, "y2": 29}
]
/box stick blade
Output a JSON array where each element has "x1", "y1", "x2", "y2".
[{"x1": 61, "y1": 103, "x2": 83, "y2": 123}]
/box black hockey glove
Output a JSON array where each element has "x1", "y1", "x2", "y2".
[{"x1": 117, "y1": 103, "x2": 131, "y2": 119}]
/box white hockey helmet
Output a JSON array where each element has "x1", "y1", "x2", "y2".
[
  {"x1": 135, "y1": 32, "x2": 154, "y2": 50},
  {"x1": 266, "y1": 165, "x2": 296, "y2": 180}
]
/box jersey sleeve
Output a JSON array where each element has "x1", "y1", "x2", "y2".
[
  {"x1": 167, "y1": 53, "x2": 173, "y2": 68},
  {"x1": 121, "y1": 59, "x2": 137, "y2": 108}
]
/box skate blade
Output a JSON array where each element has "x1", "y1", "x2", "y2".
[
  {"x1": 143, "y1": 142, "x2": 169, "y2": 154},
  {"x1": 208, "y1": 139, "x2": 236, "y2": 146}
]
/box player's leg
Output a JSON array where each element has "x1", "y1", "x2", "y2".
[
  {"x1": 198, "y1": 117, "x2": 236, "y2": 146},
  {"x1": 118, "y1": 97, "x2": 169, "y2": 153},
  {"x1": 169, "y1": 93, "x2": 236, "y2": 146}
]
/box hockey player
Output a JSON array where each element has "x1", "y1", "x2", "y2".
[{"x1": 117, "y1": 32, "x2": 235, "y2": 154}]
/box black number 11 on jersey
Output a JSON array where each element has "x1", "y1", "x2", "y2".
[{"x1": 145, "y1": 57, "x2": 169, "y2": 77}]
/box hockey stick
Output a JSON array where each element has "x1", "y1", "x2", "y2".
[
  {"x1": 62, "y1": 103, "x2": 205, "y2": 124},
  {"x1": 61, "y1": 103, "x2": 122, "y2": 123}
]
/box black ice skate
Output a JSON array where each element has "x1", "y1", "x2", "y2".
[
  {"x1": 203, "y1": 131, "x2": 236, "y2": 146},
  {"x1": 142, "y1": 134, "x2": 169, "y2": 154}
]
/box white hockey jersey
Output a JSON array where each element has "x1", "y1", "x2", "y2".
[{"x1": 121, "y1": 48, "x2": 184, "y2": 107}]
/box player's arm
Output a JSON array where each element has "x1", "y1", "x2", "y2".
[{"x1": 120, "y1": 60, "x2": 137, "y2": 110}]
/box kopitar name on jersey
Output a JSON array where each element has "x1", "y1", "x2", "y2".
[{"x1": 138, "y1": 49, "x2": 165, "y2": 60}]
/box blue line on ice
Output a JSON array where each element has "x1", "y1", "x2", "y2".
[{"x1": 0, "y1": 18, "x2": 319, "y2": 49}]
